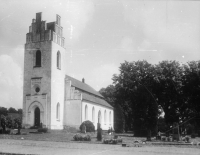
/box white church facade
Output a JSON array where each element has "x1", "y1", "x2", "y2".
[{"x1": 22, "y1": 12, "x2": 114, "y2": 130}]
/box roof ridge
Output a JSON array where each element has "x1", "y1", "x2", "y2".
[{"x1": 65, "y1": 75, "x2": 103, "y2": 98}]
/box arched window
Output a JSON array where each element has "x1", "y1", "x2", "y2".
[
  {"x1": 98, "y1": 110, "x2": 101, "y2": 124},
  {"x1": 92, "y1": 107, "x2": 95, "y2": 123},
  {"x1": 36, "y1": 50, "x2": 41, "y2": 67},
  {"x1": 57, "y1": 51, "x2": 61, "y2": 69},
  {"x1": 85, "y1": 105, "x2": 88, "y2": 120},
  {"x1": 56, "y1": 103, "x2": 60, "y2": 120},
  {"x1": 104, "y1": 110, "x2": 107, "y2": 125},
  {"x1": 109, "y1": 111, "x2": 111, "y2": 125}
]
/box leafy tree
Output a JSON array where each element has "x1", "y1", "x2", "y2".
[
  {"x1": 0, "y1": 107, "x2": 8, "y2": 116},
  {"x1": 154, "y1": 61, "x2": 184, "y2": 127},
  {"x1": 8, "y1": 107, "x2": 17, "y2": 113},
  {"x1": 6, "y1": 116, "x2": 13, "y2": 129},
  {"x1": 113, "y1": 60, "x2": 158, "y2": 139},
  {"x1": 14, "y1": 117, "x2": 22, "y2": 134},
  {"x1": 17, "y1": 109, "x2": 22, "y2": 114},
  {"x1": 0, "y1": 115, "x2": 6, "y2": 133},
  {"x1": 182, "y1": 61, "x2": 200, "y2": 132},
  {"x1": 99, "y1": 85, "x2": 125, "y2": 133}
]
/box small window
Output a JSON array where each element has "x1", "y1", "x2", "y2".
[
  {"x1": 35, "y1": 50, "x2": 41, "y2": 67},
  {"x1": 57, "y1": 51, "x2": 61, "y2": 69},
  {"x1": 56, "y1": 103, "x2": 60, "y2": 120},
  {"x1": 85, "y1": 105, "x2": 88, "y2": 120}
]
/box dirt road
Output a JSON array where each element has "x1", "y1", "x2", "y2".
[{"x1": 0, "y1": 139, "x2": 199, "y2": 155}]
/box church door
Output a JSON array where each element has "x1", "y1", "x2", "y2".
[{"x1": 34, "y1": 107, "x2": 40, "y2": 127}]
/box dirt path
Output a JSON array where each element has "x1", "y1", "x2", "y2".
[{"x1": 0, "y1": 139, "x2": 199, "y2": 155}]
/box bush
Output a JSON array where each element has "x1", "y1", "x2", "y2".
[
  {"x1": 185, "y1": 136, "x2": 190, "y2": 142},
  {"x1": 38, "y1": 128, "x2": 48, "y2": 133},
  {"x1": 161, "y1": 136, "x2": 166, "y2": 141},
  {"x1": 191, "y1": 133, "x2": 196, "y2": 138},
  {"x1": 80, "y1": 120, "x2": 95, "y2": 132},
  {"x1": 30, "y1": 126, "x2": 39, "y2": 129},
  {"x1": 73, "y1": 133, "x2": 91, "y2": 141}
]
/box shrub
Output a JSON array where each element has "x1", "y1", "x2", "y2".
[
  {"x1": 30, "y1": 126, "x2": 39, "y2": 129},
  {"x1": 161, "y1": 136, "x2": 166, "y2": 141},
  {"x1": 73, "y1": 134, "x2": 91, "y2": 141},
  {"x1": 191, "y1": 133, "x2": 196, "y2": 138},
  {"x1": 80, "y1": 120, "x2": 95, "y2": 132},
  {"x1": 38, "y1": 128, "x2": 48, "y2": 133},
  {"x1": 185, "y1": 136, "x2": 190, "y2": 142}
]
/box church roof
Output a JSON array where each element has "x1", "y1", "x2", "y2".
[
  {"x1": 65, "y1": 75, "x2": 113, "y2": 109},
  {"x1": 65, "y1": 75, "x2": 103, "y2": 98},
  {"x1": 82, "y1": 92, "x2": 113, "y2": 109}
]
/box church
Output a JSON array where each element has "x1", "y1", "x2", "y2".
[{"x1": 22, "y1": 12, "x2": 114, "y2": 130}]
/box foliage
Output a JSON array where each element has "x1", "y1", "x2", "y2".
[
  {"x1": 73, "y1": 133, "x2": 91, "y2": 141},
  {"x1": 30, "y1": 126, "x2": 39, "y2": 129},
  {"x1": 6, "y1": 116, "x2": 13, "y2": 129},
  {"x1": 98, "y1": 60, "x2": 200, "y2": 138},
  {"x1": 99, "y1": 85, "x2": 125, "y2": 133},
  {"x1": 14, "y1": 117, "x2": 22, "y2": 134},
  {"x1": 0, "y1": 115, "x2": 6, "y2": 133},
  {"x1": 80, "y1": 120, "x2": 95, "y2": 132},
  {"x1": 8, "y1": 107, "x2": 18, "y2": 113},
  {"x1": 0, "y1": 107, "x2": 8, "y2": 116},
  {"x1": 38, "y1": 128, "x2": 48, "y2": 133},
  {"x1": 185, "y1": 136, "x2": 190, "y2": 142},
  {"x1": 157, "y1": 117, "x2": 168, "y2": 132},
  {"x1": 113, "y1": 60, "x2": 158, "y2": 138}
]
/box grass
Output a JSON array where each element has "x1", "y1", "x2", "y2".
[{"x1": 0, "y1": 129, "x2": 200, "y2": 148}]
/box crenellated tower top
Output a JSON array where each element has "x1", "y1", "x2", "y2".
[{"x1": 26, "y1": 12, "x2": 65, "y2": 48}]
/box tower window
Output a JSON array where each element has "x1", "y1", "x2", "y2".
[
  {"x1": 57, "y1": 51, "x2": 61, "y2": 69},
  {"x1": 35, "y1": 50, "x2": 41, "y2": 67}
]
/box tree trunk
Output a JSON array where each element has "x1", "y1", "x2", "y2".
[{"x1": 147, "y1": 129, "x2": 151, "y2": 141}]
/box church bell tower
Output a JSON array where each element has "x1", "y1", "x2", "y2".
[{"x1": 23, "y1": 12, "x2": 66, "y2": 129}]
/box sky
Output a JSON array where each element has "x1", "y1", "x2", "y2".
[{"x1": 0, "y1": 0, "x2": 200, "y2": 109}]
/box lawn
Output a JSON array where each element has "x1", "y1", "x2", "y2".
[{"x1": 0, "y1": 129, "x2": 200, "y2": 148}]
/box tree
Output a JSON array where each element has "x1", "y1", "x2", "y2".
[
  {"x1": 0, "y1": 107, "x2": 8, "y2": 116},
  {"x1": 154, "y1": 61, "x2": 184, "y2": 128},
  {"x1": 99, "y1": 85, "x2": 125, "y2": 133},
  {"x1": 113, "y1": 60, "x2": 158, "y2": 139},
  {"x1": 14, "y1": 117, "x2": 22, "y2": 134},
  {"x1": 182, "y1": 61, "x2": 200, "y2": 132},
  {"x1": 8, "y1": 107, "x2": 17, "y2": 113},
  {"x1": 17, "y1": 109, "x2": 22, "y2": 114},
  {"x1": 0, "y1": 115, "x2": 6, "y2": 133}
]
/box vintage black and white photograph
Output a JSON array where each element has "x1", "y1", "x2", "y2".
[{"x1": 0, "y1": 0, "x2": 200, "y2": 154}]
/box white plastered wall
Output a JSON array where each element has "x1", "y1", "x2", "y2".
[
  {"x1": 82, "y1": 101, "x2": 114, "y2": 130},
  {"x1": 50, "y1": 42, "x2": 66, "y2": 129}
]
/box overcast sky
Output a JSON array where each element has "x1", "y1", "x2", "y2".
[{"x1": 0, "y1": 0, "x2": 200, "y2": 109}]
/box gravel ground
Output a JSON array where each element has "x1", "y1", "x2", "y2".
[{"x1": 0, "y1": 139, "x2": 200, "y2": 155}]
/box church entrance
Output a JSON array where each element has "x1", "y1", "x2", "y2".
[{"x1": 34, "y1": 107, "x2": 40, "y2": 127}]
